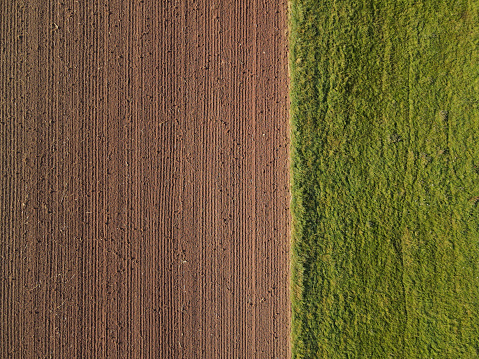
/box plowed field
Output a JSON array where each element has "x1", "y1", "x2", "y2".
[{"x1": 1, "y1": 1, "x2": 290, "y2": 357}]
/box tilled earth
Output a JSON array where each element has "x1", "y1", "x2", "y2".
[{"x1": 1, "y1": 0, "x2": 289, "y2": 357}]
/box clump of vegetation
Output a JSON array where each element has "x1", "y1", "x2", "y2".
[{"x1": 289, "y1": 1, "x2": 479, "y2": 357}]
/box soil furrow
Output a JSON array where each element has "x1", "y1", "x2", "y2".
[{"x1": 1, "y1": 1, "x2": 289, "y2": 357}]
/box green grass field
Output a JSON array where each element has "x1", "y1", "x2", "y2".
[{"x1": 289, "y1": 1, "x2": 479, "y2": 357}]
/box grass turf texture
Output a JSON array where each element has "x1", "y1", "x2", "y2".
[{"x1": 289, "y1": 1, "x2": 479, "y2": 357}]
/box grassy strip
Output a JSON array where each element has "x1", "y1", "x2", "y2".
[{"x1": 289, "y1": 1, "x2": 479, "y2": 357}]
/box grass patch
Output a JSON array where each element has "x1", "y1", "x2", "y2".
[{"x1": 289, "y1": 1, "x2": 479, "y2": 357}]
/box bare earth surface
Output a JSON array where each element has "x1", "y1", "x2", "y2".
[{"x1": 1, "y1": 1, "x2": 289, "y2": 358}]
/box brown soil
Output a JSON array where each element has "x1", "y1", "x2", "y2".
[{"x1": 1, "y1": 0, "x2": 289, "y2": 358}]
